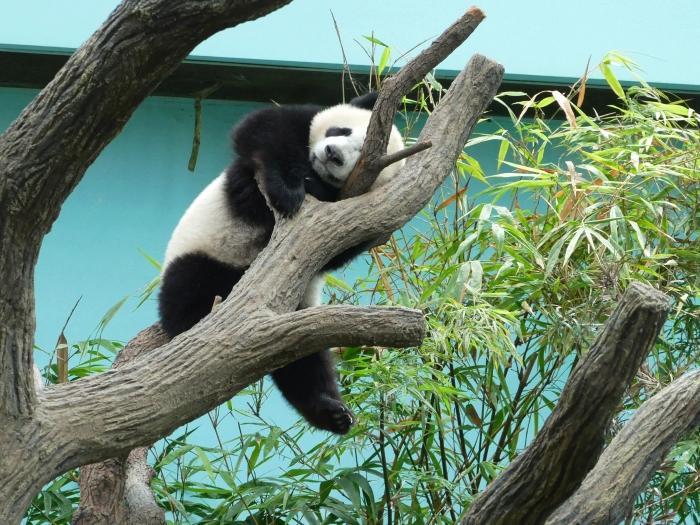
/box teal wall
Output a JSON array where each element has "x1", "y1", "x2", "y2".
[{"x1": 1, "y1": 0, "x2": 699, "y2": 87}]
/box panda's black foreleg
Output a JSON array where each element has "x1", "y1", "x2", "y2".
[
  {"x1": 257, "y1": 152, "x2": 316, "y2": 217},
  {"x1": 271, "y1": 350, "x2": 354, "y2": 435}
]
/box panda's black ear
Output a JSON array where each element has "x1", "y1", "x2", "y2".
[{"x1": 348, "y1": 91, "x2": 378, "y2": 110}]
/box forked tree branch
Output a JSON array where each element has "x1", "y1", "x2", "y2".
[
  {"x1": 340, "y1": 6, "x2": 486, "y2": 198},
  {"x1": 546, "y1": 370, "x2": 700, "y2": 525},
  {"x1": 462, "y1": 282, "x2": 672, "y2": 525}
]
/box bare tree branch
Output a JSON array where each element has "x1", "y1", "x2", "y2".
[
  {"x1": 373, "y1": 140, "x2": 433, "y2": 172},
  {"x1": 340, "y1": 6, "x2": 486, "y2": 198},
  {"x1": 462, "y1": 282, "x2": 672, "y2": 525},
  {"x1": 42, "y1": 306, "x2": 424, "y2": 460},
  {"x1": 546, "y1": 370, "x2": 700, "y2": 525}
]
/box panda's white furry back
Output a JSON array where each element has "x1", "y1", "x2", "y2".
[{"x1": 158, "y1": 94, "x2": 404, "y2": 434}]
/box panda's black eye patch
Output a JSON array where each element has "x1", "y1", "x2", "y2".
[{"x1": 325, "y1": 127, "x2": 352, "y2": 138}]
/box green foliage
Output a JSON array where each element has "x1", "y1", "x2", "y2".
[{"x1": 27, "y1": 55, "x2": 698, "y2": 524}]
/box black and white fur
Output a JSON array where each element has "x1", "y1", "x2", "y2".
[{"x1": 158, "y1": 93, "x2": 405, "y2": 434}]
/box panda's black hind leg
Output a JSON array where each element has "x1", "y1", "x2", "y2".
[
  {"x1": 272, "y1": 350, "x2": 355, "y2": 434},
  {"x1": 159, "y1": 253, "x2": 245, "y2": 338}
]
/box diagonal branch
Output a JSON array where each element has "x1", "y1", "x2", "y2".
[
  {"x1": 340, "y1": 6, "x2": 486, "y2": 198},
  {"x1": 546, "y1": 370, "x2": 700, "y2": 525},
  {"x1": 462, "y1": 282, "x2": 672, "y2": 525}
]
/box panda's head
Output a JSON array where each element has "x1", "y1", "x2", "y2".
[{"x1": 308, "y1": 94, "x2": 405, "y2": 189}]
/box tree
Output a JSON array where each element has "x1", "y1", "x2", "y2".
[
  {"x1": 0, "y1": 2, "x2": 498, "y2": 523},
  {"x1": 1, "y1": 2, "x2": 697, "y2": 524}
]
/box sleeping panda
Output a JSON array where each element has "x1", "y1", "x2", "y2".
[{"x1": 159, "y1": 92, "x2": 405, "y2": 434}]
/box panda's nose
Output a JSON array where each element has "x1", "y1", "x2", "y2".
[{"x1": 325, "y1": 144, "x2": 343, "y2": 166}]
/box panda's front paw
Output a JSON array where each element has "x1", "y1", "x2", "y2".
[{"x1": 266, "y1": 182, "x2": 305, "y2": 218}]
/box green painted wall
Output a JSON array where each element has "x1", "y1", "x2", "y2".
[{"x1": 1, "y1": 0, "x2": 698, "y2": 87}]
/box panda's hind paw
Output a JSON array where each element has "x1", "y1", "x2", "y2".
[
  {"x1": 329, "y1": 402, "x2": 355, "y2": 435},
  {"x1": 307, "y1": 394, "x2": 355, "y2": 435}
]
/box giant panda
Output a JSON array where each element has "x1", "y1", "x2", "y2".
[{"x1": 158, "y1": 92, "x2": 405, "y2": 434}]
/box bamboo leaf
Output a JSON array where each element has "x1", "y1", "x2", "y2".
[{"x1": 600, "y1": 61, "x2": 626, "y2": 100}]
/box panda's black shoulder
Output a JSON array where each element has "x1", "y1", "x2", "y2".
[
  {"x1": 223, "y1": 104, "x2": 325, "y2": 227},
  {"x1": 231, "y1": 104, "x2": 323, "y2": 158}
]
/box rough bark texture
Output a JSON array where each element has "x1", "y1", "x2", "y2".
[
  {"x1": 2, "y1": 305, "x2": 428, "y2": 521},
  {"x1": 546, "y1": 370, "x2": 700, "y2": 525},
  {"x1": 73, "y1": 326, "x2": 168, "y2": 525},
  {"x1": 71, "y1": 457, "x2": 129, "y2": 525},
  {"x1": 462, "y1": 282, "x2": 672, "y2": 525},
  {"x1": 72, "y1": 447, "x2": 162, "y2": 525},
  {"x1": 123, "y1": 447, "x2": 165, "y2": 525}
]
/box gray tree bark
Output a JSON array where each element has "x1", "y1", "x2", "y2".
[
  {"x1": 72, "y1": 326, "x2": 169, "y2": 525},
  {"x1": 462, "y1": 283, "x2": 700, "y2": 525},
  {"x1": 0, "y1": 2, "x2": 502, "y2": 523},
  {"x1": 545, "y1": 370, "x2": 700, "y2": 525}
]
